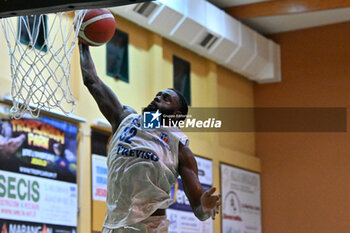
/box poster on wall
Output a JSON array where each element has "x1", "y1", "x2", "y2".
[
  {"x1": 0, "y1": 111, "x2": 78, "y2": 183},
  {"x1": 167, "y1": 156, "x2": 213, "y2": 233},
  {"x1": 0, "y1": 170, "x2": 78, "y2": 227},
  {"x1": 92, "y1": 154, "x2": 108, "y2": 202},
  {"x1": 0, "y1": 103, "x2": 78, "y2": 230},
  {"x1": 90, "y1": 129, "x2": 111, "y2": 232},
  {"x1": 91, "y1": 129, "x2": 110, "y2": 202},
  {"x1": 220, "y1": 163, "x2": 261, "y2": 233},
  {"x1": 0, "y1": 219, "x2": 76, "y2": 233}
]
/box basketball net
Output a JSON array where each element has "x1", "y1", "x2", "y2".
[{"x1": 1, "y1": 10, "x2": 86, "y2": 119}]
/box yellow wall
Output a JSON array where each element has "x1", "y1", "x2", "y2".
[
  {"x1": 0, "y1": 15, "x2": 259, "y2": 233},
  {"x1": 0, "y1": 22, "x2": 12, "y2": 97},
  {"x1": 255, "y1": 21, "x2": 350, "y2": 233}
]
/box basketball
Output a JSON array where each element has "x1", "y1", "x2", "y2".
[{"x1": 78, "y1": 8, "x2": 116, "y2": 46}]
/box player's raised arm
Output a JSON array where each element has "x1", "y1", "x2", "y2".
[
  {"x1": 79, "y1": 43, "x2": 136, "y2": 133},
  {"x1": 178, "y1": 142, "x2": 221, "y2": 221}
]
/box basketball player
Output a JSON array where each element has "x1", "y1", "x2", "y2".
[{"x1": 79, "y1": 43, "x2": 220, "y2": 232}]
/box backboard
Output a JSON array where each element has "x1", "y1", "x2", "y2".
[{"x1": 0, "y1": 0, "x2": 152, "y2": 18}]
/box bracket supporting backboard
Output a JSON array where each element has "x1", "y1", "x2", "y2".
[{"x1": 0, "y1": 0, "x2": 152, "y2": 18}]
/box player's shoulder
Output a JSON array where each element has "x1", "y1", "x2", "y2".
[
  {"x1": 178, "y1": 141, "x2": 193, "y2": 160},
  {"x1": 113, "y1": 106, "x2": 138, "y2": 133},
  {"x1": 122, "y1": 105, "x2": 137, "y2": 115}
]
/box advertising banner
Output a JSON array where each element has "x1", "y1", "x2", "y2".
[
  {"x1": 0, "y1": 170, "x2": 78, "y2": 227},
  {"x1": 167, "y1": 156, "x2": 213, "y2": 233},
  {"x1": 0, "y1": 103, "x2": 78, "y2": 230},
  {"x1": 90, "y1": 129, "x2": 111, "y2": 232},
  {"x1": 0, "y1": 115, "x2": 78, "y2": 183},
  {"x1": 92, "y1": 154, "x2": 108, "y2": 202},
  {"x1": 220, "y1": 164, "x2": 261, "y2": 233},
  {"x1": 0, "y1": 219, "x2": 76, "y2": 233}
]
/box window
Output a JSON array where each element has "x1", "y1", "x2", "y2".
[
  {"x1": 173, "y1": 55, "x2": 191, "y2": 105},
  {"x1": 106, "y1": 29, "x2": 129, "y2": 83},
  {"x1": 19, "y1": 15, "x2": 48, "y2": 52}
]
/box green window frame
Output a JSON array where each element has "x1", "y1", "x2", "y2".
[
  {"x1": 18, "y1": 15, "x2": 48, "y2": 52},
  {"x1": 106, "y1": 29, "x2": 129, "y2": 83},
  {"x1": 173, "y1": 55, "x2": 191, "y2": 105}
]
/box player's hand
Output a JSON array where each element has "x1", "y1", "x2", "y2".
[
  {"x1": 0, "y1": 134, "x2": 26, "y2": 159},
  {"x1": 201, "y1": 187, "x2": 221, "y2": 220}
]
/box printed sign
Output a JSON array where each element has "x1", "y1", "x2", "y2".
[
  {"x1": 220, "y1": 164, "x2": 261, "y2": 233},
  {"x1": 0, "y1": 219, "x2": 76, "y2": 233},
  {"x1": 92, "y1": 154, "x2": 108, "y2": 201},
  {"x1": 0, "y1": 103, "x2": 78, "y2": 230},
  {"x1": 167, "y1": 156, "x2": 213, "y2": 233},
  {"x1": 0, "y1": 115, "x2": 78, "y2": 183},
  {"x1": 90, "y1": 129, "x2": 110, "y2": 232},
  {"x1": 0, "y1": 170, "x2": 78, "y2": 227}
]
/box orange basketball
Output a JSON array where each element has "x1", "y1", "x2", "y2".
[{"x1": 78, "y1": 8, "x2": 116, "y2": 46}]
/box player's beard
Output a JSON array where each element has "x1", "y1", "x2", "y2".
[{"x1": 143, "y1": 101, "x2": 158, "y2": 113}]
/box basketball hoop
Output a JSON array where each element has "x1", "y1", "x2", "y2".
[{"x1": 1, "y1": 10, "x2": 86, "y2": 119}]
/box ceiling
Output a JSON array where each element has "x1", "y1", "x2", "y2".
[{"x1": 208, "y1": 0, "x2": 350, "y2": 34}]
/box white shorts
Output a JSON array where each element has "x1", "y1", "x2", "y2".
[{"x1": 101, "y1": 216, "x2": 170, "y2": 233}]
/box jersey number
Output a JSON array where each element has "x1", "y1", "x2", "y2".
[{"x1": 119, "y1": 127, "x2": 137, "y2": 144}]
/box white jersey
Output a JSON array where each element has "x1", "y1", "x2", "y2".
[{"x1": 103, "y1": 113, "x2": 189, "y2": 229}]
